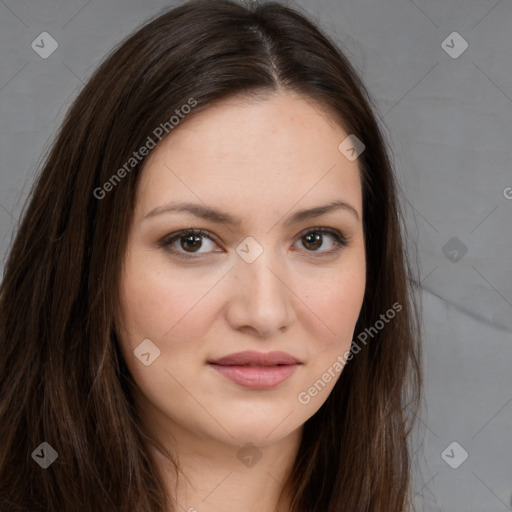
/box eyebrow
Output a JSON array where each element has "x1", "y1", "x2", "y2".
[{"x1": 144, "y1": 199, "x2": 360, "y2": 225}]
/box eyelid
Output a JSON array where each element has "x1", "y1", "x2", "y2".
[{"x1": 159, "y1": 226, "x2": 350, "y2": 259}]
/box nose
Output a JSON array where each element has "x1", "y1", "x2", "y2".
[{"x1": 225, "y1": 248, "x2": 295, "y2": 338}]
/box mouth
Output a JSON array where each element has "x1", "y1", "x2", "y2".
[{"x1": 207, "y1": 351, "x2": 302, "y2": 389}]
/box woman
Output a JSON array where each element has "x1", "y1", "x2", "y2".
[{"x1": 0, "y1": 1, "x2": 423, "y2": 511}]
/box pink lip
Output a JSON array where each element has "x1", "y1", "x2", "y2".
[
  {"x1": 209, "y1": 350, "x2": 300, "y2": 366},
  {"x1": 208, "y1": 350, "x2": 302, "y2": 389}
]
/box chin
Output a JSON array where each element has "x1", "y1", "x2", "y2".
[{"x1": 224, "y1": 421, "x2": 302, "y2": 448}]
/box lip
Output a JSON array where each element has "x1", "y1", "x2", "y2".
[
  {"x1": 209, "y1": 350, "x2": 300, "y2": 366},
  {"x1": 208, "y1": 350, "x2": 302, "y2": 389}
]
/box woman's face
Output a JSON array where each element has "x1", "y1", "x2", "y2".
[{"x1": 118, "y1": 90, "x2": 366, "y2": 449}]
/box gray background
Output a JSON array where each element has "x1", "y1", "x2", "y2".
[{"x1": 1, "y1": 0, "x2": 511, "y2": 510}]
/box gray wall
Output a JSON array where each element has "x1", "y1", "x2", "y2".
[{"x1": 1, "y1": 1, "x2": 511, "y2": 510}]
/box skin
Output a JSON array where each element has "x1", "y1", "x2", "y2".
[{"x1": 118, "y1": 89, "x2": 366, "y2": 512}]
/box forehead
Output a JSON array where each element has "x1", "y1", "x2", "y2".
[{"x1": 136, "y1": 90, "x2": 363, "y2": 221}]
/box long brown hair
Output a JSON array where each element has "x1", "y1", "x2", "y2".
[{"x1": 0, "y1": 1, "x2": 423, "y2": 510}]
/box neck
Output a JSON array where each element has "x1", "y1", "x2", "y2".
[{"x1": 147, "y1": 422, "x2": 301, "y2": 512}]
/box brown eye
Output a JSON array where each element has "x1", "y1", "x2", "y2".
[
  {"x1": 296, "y1": 228, "x2": 349, "y2": 255},
  {"x1": 179, "y1": 233, "x2": 203, "y2": 252},
  {"x1": 160, "y1": 229, "x2": 220, "y2": 258},
  {"x1": 160, "y1": 227, "x2": 349, "y2": 261},
  {"x1": 302, "y1": 232, "x2": 323, "y2": 250}
]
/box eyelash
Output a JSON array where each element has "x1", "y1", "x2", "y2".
[{"x1": 159, "y1": 227, "x2": 350, "y2": 260}]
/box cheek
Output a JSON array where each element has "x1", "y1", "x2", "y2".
[
  {"x1": 119, "y1": 251, "x2": 212, "y2": 345},
  {"x1": 117, "y1": 252, "x2": 212, "y2": 399},
  {"x1": 292, "y1": 264, "x2": 365, "y2": 408},
  {"x1": 119, "y1": 270, "x2": 173, "y2": 344},
  {"x1": 298, "y1": 260, "x2": 366, "y2": 345}
]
